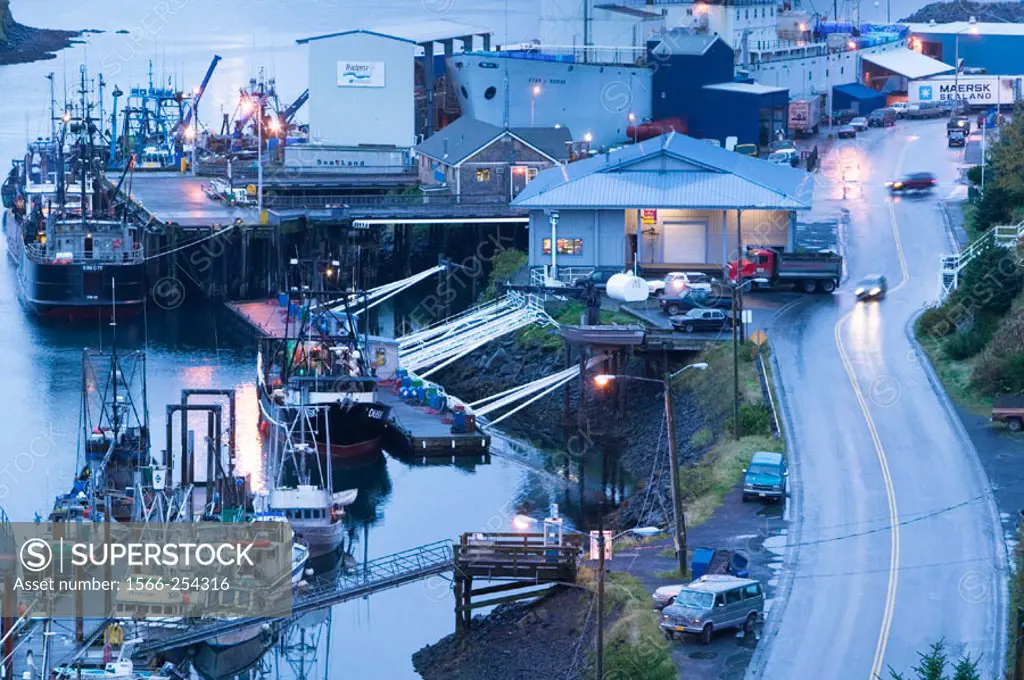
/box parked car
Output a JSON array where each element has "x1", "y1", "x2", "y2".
[
  {"x1": 650, "y1": 271, "x2": 713, "y2": 297},
  {"x1": 669, "y1": 308, "x2": 732, "y2": 333},
  {"x1": 886, "y1": 171, "x2": 936, "y2": 193},
  {"x1": 660, "y1": 288, "x2": 731, "y2": 315},
  {"x1": 837, "y1": 124, "x2": 857, "y2": 139},
  {"x1": 890, "y1": 101, "x2": 912, "y2": 118},
  {"x1": 660, "y1": 575, "x2": 764, "y2": 645},
  {"x1": 767, "y1": 148, "x2": 801, "y2": 167},
  {"x1": 906, "y1": 102, "x2": 947, "y2": 119},
  {"x1": 850, "y1": 116, "x2": 869, "y2": 132},
  {"x1": 742, "y1": 451, "x2": 787, "y2": 502},
  {"x1": 734, "y1": 143, "x2": 759, "y2": 157},
  {"x1": 571, "y1": 269, "x2": 615, "y2": 289},
  {"x1": 992, "y1": 396, "x2": 1024, "y2": 432},
  {"x1": 948, "y1": 130, "x2": 966, "y2": 147},
  {"x1": 827, "y1": 108, "x2": 857, "y2": 125},
  {"x1": 768, "y1": 139, "x2": 796, "y2": 153},
  {"x1": 867, "y1": 108, "x2": 896, "y2": 127},
  {"x1": 652, "y1": 584, "x2": 686, "y2": 610}
]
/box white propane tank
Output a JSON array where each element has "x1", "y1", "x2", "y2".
[{"x1": 606, "y1": 273, "x2": 650, "y2": 302}]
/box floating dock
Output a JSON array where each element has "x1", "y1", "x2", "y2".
[
  {"x1": 123, "y1": 172, "x2": 252, "y2": 230},
  {"x1": 225, "y1": 299, "x2": 490, "y2": 459}
]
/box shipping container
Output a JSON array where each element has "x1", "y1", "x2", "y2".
[{"x1": 908, "y1": 75, "x2": 1022, "y2": 108}]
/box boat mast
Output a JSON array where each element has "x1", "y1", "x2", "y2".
[
  {"x1": 46, "y1": 73, "x2": 56, "y2": 141},
  {"x1": 79, "y1": 65, "x2": 87, "y2": 229}
]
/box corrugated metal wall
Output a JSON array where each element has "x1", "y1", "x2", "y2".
[{"x1": 307, "y1": 33, "x2": 415, "y2": 147}]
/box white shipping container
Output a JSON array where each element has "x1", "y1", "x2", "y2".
[{"x1": 908, "y1": 76, "x2": 1021, "y2": 108}]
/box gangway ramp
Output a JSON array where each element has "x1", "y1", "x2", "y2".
[
  {"x1": 400, "y1": 294, "x2": 552, "y2": 377},
  {"x1": 134, "y1": 540, "x2": 454, "y2": 656}
]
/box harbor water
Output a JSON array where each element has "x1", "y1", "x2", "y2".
[{"x1": 0, "y1": 2, "x2": 550, "y2": 678}]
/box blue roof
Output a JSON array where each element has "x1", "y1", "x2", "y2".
[
  {"x1": 512, "y1": 132, "x2": 813, "y2": 211},
  {"x1": 833, "y1": 82, "x2": 886, "y2": 100}
]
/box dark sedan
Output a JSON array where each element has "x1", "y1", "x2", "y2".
[
  {"x1": 660, "y1": 288, "x2": 733, "y2": 316},
  {"x1": 669, "y1": 308, "x2": 733, "y2": 333}
]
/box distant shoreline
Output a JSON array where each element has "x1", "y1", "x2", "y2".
[{"x1": 0, "y1": 21, "x2": 81, "y2": 66}]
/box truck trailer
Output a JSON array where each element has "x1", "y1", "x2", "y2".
[
  {"x1": 788, "y1": 96, "x2": 822, "y2": 137},
  {"x1": 729, "y1": 246, "x2": 842, "y2": 293}
]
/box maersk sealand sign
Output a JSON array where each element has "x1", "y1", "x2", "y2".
[
  {"x1": 910, "y1": 76, "x2": 1016, "y2": 105},
  {"x1": 337, "y1": 61, "x2": 385, "y2": 87}
]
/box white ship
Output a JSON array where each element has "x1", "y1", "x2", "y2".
[{"x1": 448, "y1": 0, "x2": 908, "y2": 146}]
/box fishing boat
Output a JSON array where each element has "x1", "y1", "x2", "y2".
[
  {"x1": 264, "y1": 485, "x2": 357, "y2": 559},
  {"x1": 257, "y1": 298, "x2": 390, "y2": 464},
  {"x1": 6, "y1": 66, "x2": 145, "y2": 320},
  {"x1": 55, "y1": 639, "x2": 184, "y2": 680}
]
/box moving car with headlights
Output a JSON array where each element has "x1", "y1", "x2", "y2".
[
  {"x1": 669, "y1": 308, "x2": 732, "y2": 333},
  {"x1": 837, "y1": 124, "x2": 856, "y2": 139},
  {"x1": 660, "y1": 575, "x2": 764, "y2": 645},
  {"x1": 742, "y1": 451, "x2": 787, "y2": 502},
  {"x1": 850, "y1": 116, "x2": 869, "y2": 132},
  {"x1": 948, "y1": 130, "x2": 966, "y2": 147},
  {"x1": 855, "y1": 274, "x2": 887, "y2": 301},
  {"x1": 886, "y1": 172, "x2": 936, "y2": 193},
  {"x1": 947, "y1": 115, "x2": 970, "y2": 135}
]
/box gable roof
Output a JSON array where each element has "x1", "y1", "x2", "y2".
[
  {"x1": 511, "y1": 132, "x2": 813, "y2": 211},
  {"x1": 650, "y1": 31, "x2": 725, "y2": 57},
  {"x1": 298, "y1": 20, "x2": 490, "y2": 46},
  {"x1": 415, "y1": 117, "x2": 572, "y2": 165}
]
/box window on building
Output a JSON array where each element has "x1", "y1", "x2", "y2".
[
  {"x1": 771, "y1": 7, "x2": 774, "y2": 14},
  {"x1": 736, "y1": 9, "x2": 740, "y2": 18},
  {"x1": 542, "y1": 238, "x2": 583, "y2": 256},
  {"x1": 476, "y1": 168, "x2": 492, "y2": 182},
  {"x1": 527, "y1": 167, "x2": 538, "y2": 181},
  {"x1": 745, "y1": 9, "x2": 749, "y2": 18},
  {"x1": 687, "y1": 8, "x2": 692, "y2": 14}
]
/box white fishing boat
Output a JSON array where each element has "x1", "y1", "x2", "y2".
[{"x1": 267, "y1": 485, "x2": 357, "y2": 558}]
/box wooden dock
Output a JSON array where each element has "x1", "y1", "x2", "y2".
[
  {"x1": 453, "y1": 532, "x2": 582, "y2": 633},
  {"x1": 225, "y1": 299, "x2": 293, "y2": 338},
  {"x1": 380, "y1": 390, "x2": 490, "y2": 458}
]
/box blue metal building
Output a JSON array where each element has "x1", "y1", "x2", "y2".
[
  {"x1": 908, "y1": 21, "x2": 1024, "y2": 75},
  {"x1": 510, "y1": 132, "x2": 812, "y2": 276},
  {"x1": 648, "y1": 30, "x2": 788, "y2": 146}
]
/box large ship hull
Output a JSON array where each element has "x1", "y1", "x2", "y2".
[
  {"x1": 6, "y1": 214, "x2": 145, "y2": 320},
  {"x1": 447, "y1": 53, "x2": 653, "y2": 148}
]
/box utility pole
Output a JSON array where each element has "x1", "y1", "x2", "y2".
[
  {"x1": 733, "y1": 210, "x2": 743, "y2": 441},
  {"x1": 664, "y1": 373, "x2": 687, "y2": 575},
  {"x1": 596, "y1": 449, "x2": 606, "y2": 680}
]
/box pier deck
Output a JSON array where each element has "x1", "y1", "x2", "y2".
[
  {"x1": 226, "y1": 299, "x2": 293, "y2": 337},
  {"x1": 125, "y1": 172, "x2": 252, "y2": 229}
]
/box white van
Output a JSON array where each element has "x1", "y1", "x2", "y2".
[{"x1": 660, "y1": 575, "x2": 764, "y2": 645}]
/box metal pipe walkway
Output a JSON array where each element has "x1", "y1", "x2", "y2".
[{"x1": 134, "y1": 540, "x2": 454, "y2": 655}]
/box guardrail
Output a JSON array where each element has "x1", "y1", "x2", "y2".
[
  {"x1": 939, "y1": 219, "x2": 1024, "y2": 297},
  {"x1": 24, "y1": 244, "x2": 144, "y2": 265},
  {"x1": 264, "y1": 192, "x2": 513, "y2": 210}
]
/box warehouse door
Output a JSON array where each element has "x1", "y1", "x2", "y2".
[{"x1": 662, "y1": 221, "x2": 708, "y2": 263}]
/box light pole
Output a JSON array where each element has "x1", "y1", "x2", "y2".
[
  {"x1": 955, "y1": 19, "x2": 979, "y2": 93},
  {"x1": 513, "y1": 515, "x2": 663, "y2": 680},
  {"x1": 531, "y1": 84, "x2": 541, "y2": 127},
  {"x1": 628, "y1": 112, "x2": 637, "y2": 144},
  {"x1": 594, "y1": 361, "x2": 709, "y2": 576}
]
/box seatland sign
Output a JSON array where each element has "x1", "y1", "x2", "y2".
[
  {"x1": 909, "y1": 76, "x2": 1019, "y2": 105},
  {"x1": 338, "y1": 60, "x2": 386, "y2": 87}
]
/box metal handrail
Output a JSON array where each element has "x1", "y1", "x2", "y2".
[
  {"x1": 23, "y1": 244, "x2": 144, "y2": 264},
  {"x1": 264, "y1": 192, "x2": 511, "y2": 210}
]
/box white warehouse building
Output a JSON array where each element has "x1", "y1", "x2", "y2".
[{"x1": 297, "y1": 21, "x2": 492, "y2": 149}]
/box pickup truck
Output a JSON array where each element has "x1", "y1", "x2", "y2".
[
  {"x1": 906, "y1": 102, "x2": 948, "y2": 119},
  {"x1": 992, "y1": 396, "x2": 1024, "y2": 431}
]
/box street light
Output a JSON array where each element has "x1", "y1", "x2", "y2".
[
  {"x1": 513, "y1": 514, "x2": 664, "y2": 680},
  {"x1": 531, "y1": 84, "x2": 541, "y2": 126},
  {"x1": 593, "y1": 361, "x2": 709, "y2": 578},
  {"x1": 628, "y1": 112, "x2": 638, "y2": 144}
]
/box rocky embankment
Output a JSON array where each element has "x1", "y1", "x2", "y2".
[
  {"x1": 434, "y1": 326, "x2": 728, "y2": 528},
  {"x1": 412, "y1": 587, "x2": 593, "y2": 680},
  {"x1": 0, "y1": 1, "x2": 80, "y2": 66}
]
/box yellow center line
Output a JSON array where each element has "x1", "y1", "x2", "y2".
[{"x1": 833, "y1": 158, "x2": 911, "y2": 679}]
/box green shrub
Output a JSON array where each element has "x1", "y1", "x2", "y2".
[
  {"x1": 483, "y1": 248, "x2": 527, "y2": 299},
  {"x1": 917, "y1": 304, "x2": 955, "y2": 340},
  {"x1": 986, "y1": 311, "x2": 1024, "y2": 357},
  {"x1": 966, "y1": 165, "x2": 982, "y2": 185},
  {"x1": 689, "y1": 426, "x2": 714, "y2": 449},
  {"x1": 726, "y1": 403, "x2": 773, "y2": 437},
  {"x1": 943, "y1": 328, "x2": 989, "y2": 360}
]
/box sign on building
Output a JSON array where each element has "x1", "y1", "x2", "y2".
[
  {"x1": 641, "y1": 209, "x2": 658, "y2": 225},
  {"x1": 909, "y1": 76, "x2": 1020, "y2": 106},
  {"x1": 337, "y1": 61, "x2": 386, "y2": 87}
]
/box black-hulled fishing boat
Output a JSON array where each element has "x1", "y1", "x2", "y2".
[
  {"x1": 257, "y1": 298, "x2": 390, "y2": 465},
  {"x1": 6, "y1": 67, "x2": 144, "y2": 320}
]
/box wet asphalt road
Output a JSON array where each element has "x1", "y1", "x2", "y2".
[{"x1": 749, "y1": 119, "x2": 1005, "y2": 679}]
